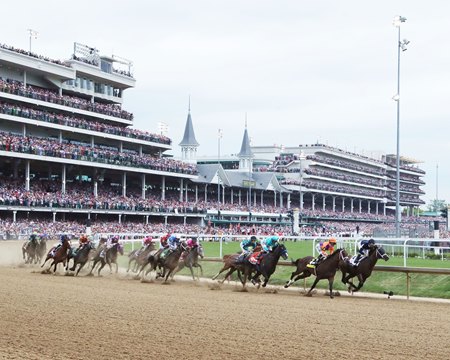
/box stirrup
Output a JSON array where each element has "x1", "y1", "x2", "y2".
[{"x1": 306, "y1": 263, "x2": 315, "y2": 268}]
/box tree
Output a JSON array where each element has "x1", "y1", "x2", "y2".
[{"x1": 427, "y1": 199, "x2": 447, "y2": 213}]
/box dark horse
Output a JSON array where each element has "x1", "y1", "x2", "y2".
[
  {"x1": 22, "y1": 238, "x2": 39, "y2": 264},
  {"x1": 88, "y1": 242, "x2": 124, "y2": 276},
  {"x1": 127, "y1": 242, "x2": 157, "y2": 273},
  {"x1": 339, "y1": 245, "x2": 389, "y2": 293},
  {"x1": 41, "y1": 238, "x2": 72, "y2": 273},
  {"x1": 248, "y1": 244, "x2": 289, "y2": 288},
  {"x1": 284, "y1": 248, "x2": 348, "y2": 299},
  {"x1": 68, "y1": 241, "x2": 96, "y2": 276},
  {"x1": 145, "y1": 243, "x2": 187, "y2": 283},
  {"x1": 36, "y1": 238, "x2": 47, "y2": 264},
  {"x1": 172, "y1": 244, "x2": 205, "y2": 280}
]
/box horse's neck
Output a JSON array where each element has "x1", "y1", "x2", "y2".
[{"x1": 367, "y1": 250, "x2": 378, "y2": 267}]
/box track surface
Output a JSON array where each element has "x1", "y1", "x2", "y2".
[{"x1": 1, "y1": 241, "x2": 449, "y2": 360}]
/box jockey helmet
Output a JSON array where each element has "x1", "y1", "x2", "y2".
[
  {"x1": 368, "y1": 239, "x2": 375, "y2": 245},
  {"x1": 329, "y1": 238, "x2": 337, "y2": 244},
  {"x1": 250, "y1": 236, "x2": 257, "y2": 242}
]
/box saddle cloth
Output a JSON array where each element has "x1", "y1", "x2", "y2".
[{"x1": 248, "y1": 252, "x2": 261, "y2": 265}]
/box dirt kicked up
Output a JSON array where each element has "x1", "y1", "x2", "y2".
[{"x1": 0, "y1": 241, "x2": 449, "y2": 360}]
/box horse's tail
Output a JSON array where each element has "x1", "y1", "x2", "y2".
[{"x1": 291, "y1": 258, "x2": 298, "y2": 266}]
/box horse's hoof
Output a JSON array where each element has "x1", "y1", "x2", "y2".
[
  {"x1": 85, "y1": 273, "x2": 93, "y2": 277},
  {"x1": 284, "y1": 284, "x2": 289, "y2": 288},
  {"x1": 305, "y1": 293, "x2": 312, "y2": 297}
]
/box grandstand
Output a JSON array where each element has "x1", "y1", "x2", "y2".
[{"x1": 0, "y1": 41, "x2": 440, "y2": 239}]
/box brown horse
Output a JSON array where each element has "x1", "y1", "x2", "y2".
[
  {"x1": 339, "y1": 245, "x2": 389, "y2": 293},
  {"x1": 145, "y1": 243, "x2": 187, "y2": 283},
  {"x1": 127, "y1": 242, "x2": 157, "y2": 273},
  {"x1": 248, "y1": 243, "x2": 289, "y2": 288},
  {"x1": 88, "y1": 242, "x2": 124, "y2": 276},
  {"x1": 284, "y1": 248, "x2": 348, "y2": 299},
  {"x1": 41, "y1": 237, "x2": 72, "y2": 273},
  {"x1": 68, "y1": 241, "x2": 95, "y2": 276},
  {"x1": 172, "y1": 244, "x2": 205, "y2": 280},
  {"x1": 211, "y1": 245, "x2": 262, "y2": 286}
]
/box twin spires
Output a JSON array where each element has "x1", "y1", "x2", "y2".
[{"x1": 179, "y1": 102, "x2": 252, "y2": 173}]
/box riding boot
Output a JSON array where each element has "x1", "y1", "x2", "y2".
[{"x1": 353, "y1": 254, "x2": 361, "y2": 267}]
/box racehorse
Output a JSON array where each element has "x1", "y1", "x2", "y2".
[
  {"x1": 339, "y1": 245, "x2": 389, "y2": 293},
  {"x1": 35, "y1": 237, "x2": 47, "y2": 264},
  {"x1": 68, "y1": 241, "x2": 95, "y2": 276},
  {"x1": 41, "y1": 237, "x2": 72, "y2": 273},
  {"x1": 171, "y1": 244, "x2": 204, "y2": 280},
  {"x1": 248, "y1": 243, "x2": 289, "y2": 288},
  {"x1": 127, "y1": 242, "x2": 156, "y2": 273},
  {"x1": 22, "y1": 239, "x2": 38, "y2": 264},
  {"x1": 211, "y1": 245, "x2": 262, "y2": 285},
  {"x1": 284, "y1": 248, "x2": 348, "y2": 299},
  {"x1": 146, "y1": 242, "x2": 187, "y2": 283},
  {"x1": 88, "y1": 242, "x2": 124, "y2": 276}
]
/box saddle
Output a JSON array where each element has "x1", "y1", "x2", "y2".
[{"x1": 248, "y1": 251, "x2": 262, "y2": 265}]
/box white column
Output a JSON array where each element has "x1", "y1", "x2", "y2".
[
  {"x1": 118, "y1": 214, "x2": 122, "y2": 224},
  {"x1": 342, "y1": 197, "x2": 345, "y2": 212},
  {"x1": 53, "y1": 212, "x2": 56, "y2": 222},
  {"x1": 122, "y1": 172, "x2": 127, "y2": 197},
  {"x1": 13, "y1": 211, "x2": 17, "y2": 222},
  {"x1": 351, "y1": 198, "x2": 354, "y2": 213},
  {"x1": 195, "y1": 185, "x2": 198, "y2": 203},
  {"x1": 25, "y1": 160, "x2": 30, "y2": 191},
  {"x1": 22, "y1": 124, "x2": 26, "y2": 136},
  {"x1": 141, "y1": 174, "x2": 146, "y2": 199},
  {"x1": 359, "y1": 200, "x2": 362, "y2": 213},
  {"x1": 287, "y1": 193, "x2": 291, "y2": 209},
  {"x1": 61, "y1": 164, "x2": 66, "y2": 194},
  {"x1": 91, "y1": 136, "x2": 95, "y2": 148},
  {"x1": 312, "y1": 194, "x2": 316, "y2": 211},
  {"x1": 94, "y1": 181, "x2": 98, "y2": 198},
  {"x1": 179, "y1": 178, "x2": 183, "y2": 202}
]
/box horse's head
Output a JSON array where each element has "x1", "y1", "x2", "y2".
[
  {"x1": 376, "y1": 246, "x2": 389, "y2": 261},
  {"x1": 117, "y1": 243, "x2": 124, "y2": 255},
  {"x1": 197, "y1": 244, "x2": 205, "y2": 259},
  {"x1": 276, "y1": 243, "x2": 289, "y2": 260}
]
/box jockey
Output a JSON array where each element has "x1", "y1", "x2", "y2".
[
  {"x1": 261, "y1": 235, "x2": 279, "y2": 253},
  {"x1": 167, "y1": 235, "x2": 180, "y2": 251},
  {"x1": 352, "y1": 238, "x2": 376, "y2": 267},
  {"x1": 307, "y1": 237, "x2": 337, "y2": 268},
  {"x1": 237, "y1": 236, "x2": 259, "y2": 263},
  {"x1": 100, "y1": 235, "x2": 119, "y2": 258},
  {"x1": 160, "y1": 235, "x2": 179, "y2": 259},
  {"x1": 186, "y1": 237, "x2": 198, "y2": 249},
  {"x1": 136, "y1": 235, "x2": 154, "y2": 256},
  {"x1": 159, "y1": 234, "x2": 170, "y2": 249}
]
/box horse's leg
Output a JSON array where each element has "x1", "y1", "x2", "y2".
[
  {"x1": 188, "y1": 264, "x2": 196, "y2": 281},
  {"x1": 198, "y1": 264, "x2": 203, "y2": 277},
  {"x1": 98, "y1": 260, "x2": 106, "y2": 276},
  {"x1": 328, "y1": 276, "x2": 335, "y2": 299},
  {"x1": 212, "y1": 264, "x2": 230, "y2": 281},
  {"x1": 306, "y1": 277, "x2": 321, "y2": 296},
  {"x1": 219, "y1": 268, "x2": 236, "y2": 284}
]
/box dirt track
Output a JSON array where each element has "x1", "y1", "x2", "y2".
[{"x1": 1, "y1": 241, "x2": 449, "y2": 360}]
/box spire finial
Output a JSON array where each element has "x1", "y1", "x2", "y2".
[
  {"x1": 188, "y1": 95, "x2": 191, "y2": 112},
  {"x1": 245, "y1": 112, "x2": 247, "y2": 128}
]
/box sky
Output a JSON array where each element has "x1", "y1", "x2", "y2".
[{"x1": 3, "y1": 1, "x2": 450, "y2": 208}]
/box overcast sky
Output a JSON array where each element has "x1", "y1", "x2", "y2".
[{"x1": 4, "y1": 1, "x2": 450, "y2": 208}]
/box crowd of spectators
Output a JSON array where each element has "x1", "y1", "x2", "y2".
[
  {"x1": 302, "y1": 179, "x2": 385, "y2": 198},
  {"x1": 0, "y1": 78, "x2": 134, "y2": 120},
  {"x1": 0, "y1": 132, "x2": 197, "y2": 175},
  {"x1": 0, "y1": 43, "x2": 69, "y2": 67},
  {"x1": 0, "y1": 98, "x2": 170, "y2": 145},
  {"x1": 0, "y1": 78, "x2": 172, "y2": 145},
  {"x1": 306, "y1": 154, "x2": 386, "y2": 176}
]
